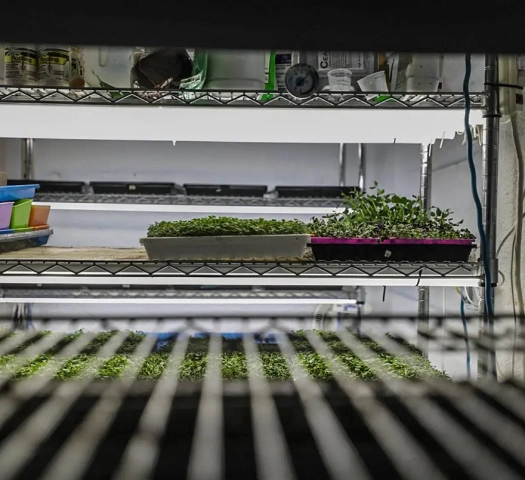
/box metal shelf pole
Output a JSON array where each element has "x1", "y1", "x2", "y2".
[
  {"x1": 17, "y1": 138, "x2": 35, "y2": 330},
  {"x1": 358, "y1": 144, "x2": 366, "y2": 191},
  {"x1": 21, "y1": 138, "x2": 34, "y2": 180},
  {"x1": 478, "y1": 54, "x2": 501, "y2": 378},
  {"x1": 417, "y1": 144, "x2": 433, "y2": 356},
  {"x1": 339, "y1": 144, "x2": 346, "y2": 187}
]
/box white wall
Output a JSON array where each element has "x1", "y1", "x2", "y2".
[{"x1": 3, "y1": 136, "x2": 482, "y2": 378}]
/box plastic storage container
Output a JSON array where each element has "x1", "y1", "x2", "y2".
[
  {"x1": 141, "y1": 234, "x2": 311, "y2": 261},
  {"x1": 0, "y1": 228, "x2": 53, "y2": 253},
  {"x1": 309, "y1": 237, "x2": 475, "y2": 262},
  {"x1": 0, "y1": 202, "x2": 14, "y2": 230},
  {"x1": 0, "y1": 185, "x2": 39, "y2": 202},
  {"x1": 10, "y1": 199, "x2": 33, "y2": 229},
  {"x1": 29, "y1": 205, "x2": 51, "y2": 227},
  {"x1": 184, "y1": 184, "x2": 268, "y2": 197}
]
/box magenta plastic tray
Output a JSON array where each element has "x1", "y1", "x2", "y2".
[{"x1": 310, "y1": 237, "x2": 474, "y2": 245}]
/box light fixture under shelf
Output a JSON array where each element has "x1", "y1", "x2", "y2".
[
  {"x1": 0, "y1": 287, "x2": 359, "y2": 304},
  {"x1": 33, "y1": 201, "x2": 343, "y2": 215},
  {"x1": 0, "y1": 100, "x2": 484, "y2": 144}
]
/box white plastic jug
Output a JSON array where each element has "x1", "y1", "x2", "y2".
[
  {"x1": 82, "y1": 46, "x2": 134, "y2": 88},
  {"x1": 205, "y1": 50, "x2": 265, "y2": 91}
]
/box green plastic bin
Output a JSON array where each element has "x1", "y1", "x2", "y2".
[{"x1": 10, "y1": 199, "x2": 33, "y2": 229}]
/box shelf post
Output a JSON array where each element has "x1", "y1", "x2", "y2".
[
  {"x1": 19, "y1": 138, "x2": 35, "y2": 330},
  {"x1": 21, "y1": 138, "x2": 34, "y2": 180},
  {"x1": 358, "y1": 144, "x2": 366, "y2": 191},
  {"x1": 338, "y1": 143, "x2": 346, "y2": 187},
  {"x1": 478, "y1": 53, "x2": 500, "y2": 379},
  {"x1": 417, "y1": 143, "x2": 433, "y2": 356}
]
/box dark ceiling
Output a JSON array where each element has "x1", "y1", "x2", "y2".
[{"x1": 0, "y1": 3, "x2": 521, "y2": 52}]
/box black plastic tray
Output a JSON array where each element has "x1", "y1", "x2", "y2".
[
  {"x1": 184, "y1": 184, "x2": 268, "y2": 197},
  {"x1": 90, "y1": 182, "x2": 176, "y2": 195},
  {"x1": 275, "y1": 186, "x2": 359, "y2": 198},
  {"x1": 310, "y1": 243, "x2": 475, "y2": 262},
  {"x1": 0, "y1": 228, "x2": 53, "y2": 253},
  {"x1": 8, "y1": 180, "x2": 85, "y2": 193}
]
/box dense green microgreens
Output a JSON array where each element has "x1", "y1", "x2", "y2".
[
  {"x1": 147, "y1": 216, "x2": 308, "y2": 238},
  {"x1": 308, "y1": 182, "x2": 475, "y2": 241},
  {"x1": 0, "y1": 329, "x2": 448, "y2": 381}
]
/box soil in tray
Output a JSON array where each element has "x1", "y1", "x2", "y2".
[{"x1": 310, "y1": 241, "x2": 475, "y2": 262}]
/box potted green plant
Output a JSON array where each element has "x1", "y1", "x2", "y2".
[
  {"x1": 141, "y1": 216, "x2": 310, "y2": 260},
  {"x1": 308, "y1": 183, "x2": 475, "y2": 262}
]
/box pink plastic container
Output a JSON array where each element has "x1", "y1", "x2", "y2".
[{"x1": 0, "y1": 202, "x2": 14, "y2": 230}]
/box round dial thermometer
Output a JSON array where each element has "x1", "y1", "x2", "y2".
[{"x1": 284, "y1": 63, "x2": 320, "y2": 99}]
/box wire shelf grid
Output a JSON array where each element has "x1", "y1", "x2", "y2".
[
  {"x1": 0, "y1": 316, "x2": 523, "y2": 480},
  {"x1": 0, "y1": 86, "x2": 485, "y2": 109}
]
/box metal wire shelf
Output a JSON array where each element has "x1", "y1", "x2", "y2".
[
  {"x1": 0, "y1": 86, "x2": 485, "y2": 109},
  {"x1": 0, "y1": 317, "x2": 523, "y2": 480},
  {"x1": 0, "y1": 260, "x2": 480, "y2": 287}
]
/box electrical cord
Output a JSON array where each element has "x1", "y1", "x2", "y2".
[
  {"x1": 456, "y1": 286, "x2": 474, "y2": 378},
  {"x1": 510, "y1": 235, "x2": 518, "y2": 375},
  {"x1": 464, "y1": 53, "x2": 497, "y2": 377},
  {"x1": 456, "y1": 285, "x2": 511, "y2": 379}
]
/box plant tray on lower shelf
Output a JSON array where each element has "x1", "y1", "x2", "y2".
[
  {"x1": 275, "y1": 186, "x2": 359, "y2": 198},
  {"x1": 0, "y1": 331, "x2": 448, "y2": 381},
  {"x1": 0, "y1": 228, "x2": 53, "y2": 253},
  {"x1": 90, "y1": 182, "x2": 178, "y2": 195},
  {"x1": 141, "y1": 234, "x2": 311, "y2": 260},
  {"x1": 8, "y1": 180, "x2": 86, "y2": 194},
  {"x1": 183, "y1": 184, "x2": 268, "y2": 197},
  {"x1": 309, "y1": 238, "x2": 476, "y2": 262}
]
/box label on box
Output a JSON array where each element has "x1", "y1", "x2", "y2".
[
  {"x1": 275, "y1": 52, "x2": 293, "y2": 90},
  {"x1": 317, "y1": 52, "x2": 366, "y2": 72},
  {"x1": 264, "y1": 50, "x2": 270, "y2": 84}
]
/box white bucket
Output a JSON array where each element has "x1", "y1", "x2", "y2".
[
  {"x1": 205, "y1": 50, "x2": 266, "y2": 92},
  {"x1": 406, "y1": 76, "x2": 441, "y2": 92},
  {"x1": 82, "y1": 46, "x2": 134, "y2": 88}
]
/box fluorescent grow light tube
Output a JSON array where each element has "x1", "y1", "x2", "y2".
[
  {"x1": 33, "y1": 202, "x2": 342, "y2": 215},
  {"x1": 0, "y1": 104, "x2": 484, "y2": 144},
  {"x1": 0, "y1": 276, "x2": 479, "y2": 287},
  {"x1": 0, "y1": 298, "x2": 359, "y2": 305}
]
